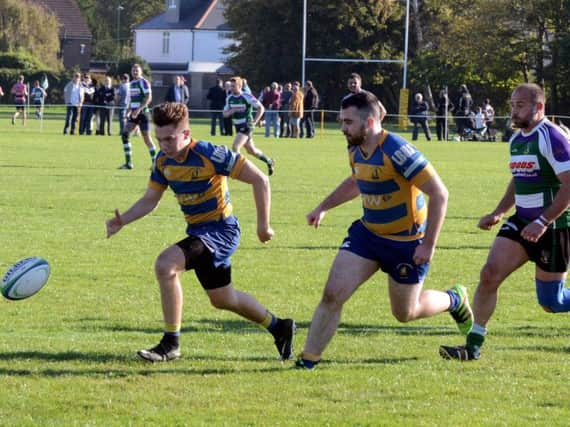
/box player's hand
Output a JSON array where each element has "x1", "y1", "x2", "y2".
[
  {"x1": 521, "y1": 221, "x2": 547, "y2": 243},
  {"x1": 106, "y1": 209, "x2": 123, "y2": 238},
  {"x1": 257, "y1": 225, "x2": 274, "y2": 243},
  {"x1": 307, "y1": 208, "x2": 326, "y2": 228},
  {"x1": 131, "y1": 109, "x2": 140, "y2": 119},
  {"x1": 478, "y1": 213, "x2": 502, "y2": 230},
  {"x1": 413, "y1": 241, "x2": 435, "y2": 265}
]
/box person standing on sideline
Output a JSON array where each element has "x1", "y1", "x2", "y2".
[
  {"x1": 483, "y1": 98, "x2": 496, "y2": 141},
  {"x1": 79, "y1": 74, "x2": 96, "y2": 135},
  {"x1": 30, "y1": 80, "x2": 47, "y2": 119},
  {"x1": 279, "y1": 82, "x2": 293, "y2": 138},
  {"x1": 106, "y1": 102, "x2": 295, "y2": 362},
  {"x1": 11, "y1": 75, "x2": 28, "y2": 126},
  {"x1": 289, "y1": 81, "x2": 304, "y2": 138},
  {"x1": 409, "y1": 93, "x2": 432, "y2": 141},
  {"x1": 118, "y1": 64, "x2": 157, "y2": 170},
  {"x1": 342, "y1": 73, "x2": 387, "y2": 120},
  {"x1": 300, "y1": 80, "x2": 318, "y2": 138},
  {"x1": 435, "y1": 89, "x2": 454, "y2": 141},
  {"x1": 165, "y1": 76, "x2": 184, "y2": 104},
  {"x1": 223, "y1": 81, "x2": 233, "y2": 137},
  {"x1": 206, "y1": 78, "x2": 227, "y2": 136},
  {"x1": 263, "y1": 82, "x2": 281, "y2": 138},
  {"x1": 97, "y1": 76, "x2": 115, "y2": 136},
  {"x1": 223, "y1": 76, "x2": 275, "y2": 175},
  {"x1": 115, "y1": 73, "x2": 130, "y2": 135},
  {"x1": 440, "y1": 83, "x2": 570, "y2": 361},
  {"x1": 295, "y1": 92, "x2": 473, "y2": 370},
  {"x1": 63, "y1": 73, "x2": 84, "y2": 135}
]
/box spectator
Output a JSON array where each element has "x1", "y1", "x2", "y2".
[
  {"x1": 435, "y1": 89, "x2": 454, "y2": 141},
  {"x1": 206, "y1": 78, "x2": 227, "y2": 136},
  {"x1": 289, "y1": 81, "x2": 304, "y2": 138},
  {"x1": 301, "y1": 80, "x2": 319, "y2": 138},
  {"x1": 483, "y1": 98, "x2": 496, "y2": 141},
  {"x1": 63, "y1": 73, "x2": 84, "y2": 135},
  {"x1": 97, "y1": 76, "x2": 115, "y2": 136},
  {"x1": 342, "y1": 73, "x2": 387, "y2": 120},
  {"x1": 242, "y1": 78, "x2": 252, "y2": 95},
  {"x1": 223, "y1": 81, "x2": 233, "y2": 136},
  {"x1": 11, "y1": 75, "x2": 28, "y2": 126},
  {"x1": 115, "y1": 73, "x2": 130, "y2": 135},
  {"x1": 79, "y1": 74, "x2": 96, "y2": 135},
  {"x1": 409, "y1": 92, "x2": 432, "y2": 141},
  {"x1": 0, "y1": 85, "x2": 4, "y2": 98},
  {"x1": 180, "y1": 76, "x2": 190, "y2": 106},
  {"x1": 30, "y1": 80, "x2": 47, "y2": 119},
  {"x1": 263, "y1": 82, "x2": 281, "y2": 138},
  {"x1": 279, "y1": 82, "x2": 293, "y2": 138},
  {"x1": 456, "y1": 84, "x2": 473, "y2": 140},
  {"x1": 165, "y1": 76, "x2": 184, "y2": 104}
]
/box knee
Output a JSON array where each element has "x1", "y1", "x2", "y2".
[
  {"x1": 479, "y1": 262, "x2": 502, "y2": 291},
  {"x1": 391, "y1": 307, "x2": 414, "y2": 323},
  {"x1": 320, "y1": 288, "x2": 345, "y2": 311},
  {"x1": 154, "y1": 253, "x2": 178, "y2": 280},
  {"x1": 208, "y1": 292, "x2": 236, "y2": 311}
]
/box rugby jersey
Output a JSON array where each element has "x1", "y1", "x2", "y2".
[
  {"x1": 149, "y1": 139, "x2": 246, "y2": 226},
  {"x1": 224, "y1": 92, "x2": 260, "y2": 125},
  {"x1": 509, "y1": 118, "x2": 570, "y2": 227},
  {"x1": 129, "y1": 78, "x2": 151, "y2": 112},
  {"x1": 350, "y1": 130, "x2": 435, "y2": 241}
]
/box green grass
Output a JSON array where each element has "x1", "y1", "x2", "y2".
[{"x1": 1, "y1": 115, "x2": 569, "y2": 426}]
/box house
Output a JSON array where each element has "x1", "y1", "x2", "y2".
[
  {"x1": 33, "y1": 0, "x2": 93, "y2": 71},
  {"x1": 133, "y1": 0, "x2": 234, "y2": 108}
]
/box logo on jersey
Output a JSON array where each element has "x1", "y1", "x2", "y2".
[
  {"x1": 371, "y1": 167, "x2": 381, "y2": 180},
  {"x1": 510, "y1": 155, "x2": 540, "y2": 176},
  {"x1": 390, "y1": 143, "x2": 416, "y2": 166}
]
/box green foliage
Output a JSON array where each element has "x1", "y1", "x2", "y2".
[
  {"x1": 0, "y1": 0, "x2": 61, "y2": 70},
  {"x1": 2, "y1": 117, "x2": 570, "y2": 425},
  {"x1": 107, "y1": 56, "x2": 152, "y2": 81},
  {"x1": 0, "y1": 50, "x2": 48, "y2": 71}
]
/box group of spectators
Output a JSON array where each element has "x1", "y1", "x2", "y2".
[
  {"x1": 409, "y1": 84, "x2": 496, "y2": 142},
  {"x1": 206, "y1": 78, "x2": 319, "y2": 139}
]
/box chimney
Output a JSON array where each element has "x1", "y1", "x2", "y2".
[{"x1": 165, "y1": 0, "x2": 181, "y2": 23}]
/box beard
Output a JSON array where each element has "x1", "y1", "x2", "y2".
[
  {"x1": 511, "y1": 114, "x2": 531, "y2": 129},
  {"x1": 344, "y1": 125, "x2": 367, "y2": 146}
]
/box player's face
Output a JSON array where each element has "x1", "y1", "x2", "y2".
[
  {"x1": 230, "y1": 81, "x2": 240, "y2": 94},
  {"x1": 340, "y1": 106, "x2": 367, "y2": 146},
  {"x1": 347, "y1": 78, "x2": 360, "y2": 93},
  {"x1": 155, "y1": 123, "x2": 190, "y2": 159},
  {"x1": 510, "y1": 89, "x2": 540, "y2": 130},
  {"x1": 131, "y1": 66, "x2": 141, "y2": 79}
]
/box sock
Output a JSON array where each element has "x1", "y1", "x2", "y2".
[
  {"x1": 257, "y1": 153, "x2": 270, "y2": 164},
  {"x1": 300, "y1": 351, "x2": 321, "y2": 368},
  {"x1": 162, "y1": 323, "x2": 180, "y2": 347},
  {"x1": 261, "y1": 310, "x2": 279, "y2": 334},
  {"x1": 123, "y1": 143, "x2": 132, "y2": 165},
  {"x1": 466, "y1": 323, "x2": 486, "y2": 355},
  {"x1": 149, "y1": 147, "x2": 156, "y2": 161},
  {"x1": 446, "y1": 289, "x2": 460, "y2": 311}
]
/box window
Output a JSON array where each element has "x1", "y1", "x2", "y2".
[
  {"x1": 168, "y1": 0, "x2": 176, "y2": 8},
  {"x1": 162, "y1": 32, "x2": 170, "y2": 55}
]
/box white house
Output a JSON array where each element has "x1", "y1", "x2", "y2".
[{"x1": 134, "y1": 0, "x2": 234, "y2": 107}]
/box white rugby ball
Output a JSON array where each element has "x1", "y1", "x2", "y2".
[{"x1": 1, "y1": 257, "x2": 51, "y2": 300}]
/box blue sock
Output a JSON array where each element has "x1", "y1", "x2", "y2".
[
  {"x1": 446, "y1": 289, "x2": 460, "y2": 311},
  {"x1": 536, "y1": 279, "x2": 570, "y2": 312}
]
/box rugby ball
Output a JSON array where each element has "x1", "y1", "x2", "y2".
[{"x1": 1, "y1": 257, "x2": 51, "y2": 300}]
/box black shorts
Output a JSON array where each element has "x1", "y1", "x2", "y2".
[
  {"x1": 498, "y1": 214, "x2": 570, "y2": 272},
  {"x1": 15, "y1": 102, "x2": 25, "y2": 111},
  {"x1": 235, "y1": 122, "x2": 253, "y2": 137},
  {"x1": 127, "y1": 111, "x2": 150, "y2": 132},
  {"x1": 176, "y1": 235, "x2": 232, "y2": 290}
]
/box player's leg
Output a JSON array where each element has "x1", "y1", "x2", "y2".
[
  {"x1": 138, "y1": 114, "x2": 157, "y2": 162},
  {"x1": 440, "y1": 236, "x2": 527, "y2": 361},
  {"x1": 244, "y1": 136, "x2": 275, "y2": 176},
  {"x1": 388, "y1": 278, "x2": 453, "y2": 321},
  {"x1": 137, "y1": 244, "x2": 187, "y2": 362},
  {"x1": 296, "y1": 250, "x2": 379, "y2": 369},
  {"x1": 231, "y1": 132, "x2": 249, "y2": 153},
  {"x1": 119, "y1": 117, "x2": 136, "y2": 169}
]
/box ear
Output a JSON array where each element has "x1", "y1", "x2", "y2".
[
  {"x1": 183, "y1": 129, "x2": 190, "y2": 138},
  {"x1": 367, "y1": 116, "x2": 376, "y2": 128}
]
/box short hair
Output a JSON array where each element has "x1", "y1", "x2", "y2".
[
  {"x1": 152, "y1": 102, "x2": 189, "y2": 128},
  {"x1": 230, "y1": 76, "x2": 243, "y2": 89},
  {"x1": 292, "y1": 81, "x2": 300, "y2": 86},
  {"x1": 121, "y1": 73, "x2": 129, "y2": 81},
  {"x1": 341, "y1": 92, "x2": 381, "y2": 122},
  {"x1": 349, "y1": 73, "x2": 362, "y2": 82},
  {"x1": 305, "y1": 80, "x2": 313, "y2": 87},
  {"x1": 18, "y1": 75, "x2": 24, "y2": 82},
  {"x1": 514, "y1": 83, "x2": 545, "y2": 105}
]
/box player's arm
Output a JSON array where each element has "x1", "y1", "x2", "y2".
[
  {"x1": 413, "y1": 172, "x2": 449, "y2": 264},
  {"x1": 307, "y1": 176, "x2": 360, "y2": 228},
  {"x1": 222, "y1": 99, "x2": 233, "y2": 117},
  {"x1": 234, "y1": 159, "x2": 273, "y2": 243},
  {"x1": 252, "y1": 100, "x2": 265, "y2": 126},
  {"x1": 106, "y1": 186, "x2": 164, "y2": 238},
  {"x1": 478, "y1": 179, "x2": 515, "y2": 230}
]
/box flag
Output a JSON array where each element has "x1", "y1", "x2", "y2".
[{"x1": 41, "y1": 73, "x2": 49, "y2": 90}]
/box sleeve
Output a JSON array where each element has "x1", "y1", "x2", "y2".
[
  {"x1": 384, "y1": 136, "x2": 433, "y2": 186},
  {"x1": 539, "y1": 124, "x2": 570, "y2": 175},
  {"x1": 194, "y1": 141, "x2": 245, "y2": 177},
  {"x1": 149, "y1": 156, "x2": 169, "y2": 190}
]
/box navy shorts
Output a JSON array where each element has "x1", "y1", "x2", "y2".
[
  {"x1": 127, "y1": 110, "x2": 150, "y2": 132},
  {"x1": 340, "y1": 220, "x2": 429, "y2": 284},
  {"x1": 185, "y1": 216, "x2": 241, "y2": 268},
  {"x1": 235, "y1": 122, "x2": 254, "y2": 137}
]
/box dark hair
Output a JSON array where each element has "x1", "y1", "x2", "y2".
[
  {"x1": 152, "y1": 102, "x2": 189, "y2": 127},
  {"x1": 341, "y1": 92, "x2": 381, "y2": 121},
  {"x1": 121, "y1": 73, "x2": 129, "y2": 81},
  {"x1": 349, "y1": 73, "x2": 362, "y2": 81}
]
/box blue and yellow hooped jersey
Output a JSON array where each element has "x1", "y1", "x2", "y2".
[
  {"x1": 149, "y1": 139, "x2": 246, "y2": 225},
  {"x1": 349, "y1": 130, "x2": 435, "y2": 241}
]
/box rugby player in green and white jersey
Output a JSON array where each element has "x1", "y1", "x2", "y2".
[
  {"x1": 223, "y1": 76, "x2": 275, "y2": 175},
  {"x1": 440, "y1": 83, "x2": 570, "y2": 361},
  {"x1": 118, "y1": 64, "x2": 157, "y2": 170}
]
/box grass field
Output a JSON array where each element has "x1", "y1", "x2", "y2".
[{"x1": 1, "y1": 115, "x2": 569, "y2": 426}]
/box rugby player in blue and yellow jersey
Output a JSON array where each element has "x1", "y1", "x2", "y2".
[
  {"x1": 224, "y1": 76, "x2": 275, "y2": 175},
  {"x1": 440, "y1": 83, "x2": 570, "y2": 361},
  {"x1": 106, "y1": 102, "x2": 295, "y2": 362},
  {"x1": 295, "y1": 91, "x2": 473, "y2": 370}
]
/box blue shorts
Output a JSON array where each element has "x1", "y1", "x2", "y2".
[
  {"x1": 340, "y1": 220, "x2": 429, "y2": 284},
  {"x1": 235, "y1": 122, "x2": 254, "y2": 136},
  {"x1": 186, "y1": 216, "x2": 240, "y2": 268}
]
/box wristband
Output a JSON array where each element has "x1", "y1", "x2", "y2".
[{"x1": 534, "y1": 215, "x2": 549, "y2": 227}]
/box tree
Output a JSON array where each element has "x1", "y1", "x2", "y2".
[{"x1": 0, "y1": 0, "x2": 61, "y2": 70}]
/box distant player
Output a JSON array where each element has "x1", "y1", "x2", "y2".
[
  {"x1": 30, "y1": 80, "x2": 47, "y2": 119},
  {"x1": 295, "y1": 92, "x2": 473, "y2": 370},
  {"x1": 106, "y1": 102, "x2": 295, "y2": 362},
  {"x1": 223, "y1": 76, "x2": 275, "y2": 175},
  {"x1": 11, "y1": 75, "x2": 28, "y2": 126},
  {"x1": 118, "y1": 64, "x2": 157, "y2": 169}
]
